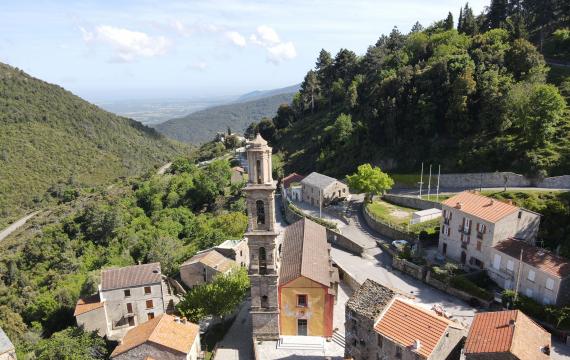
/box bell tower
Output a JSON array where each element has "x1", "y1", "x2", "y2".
[{"x1": 244, "y1": 134, "x2": 280, "y2": 340}]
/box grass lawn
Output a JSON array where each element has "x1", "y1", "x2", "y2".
[
  {"x1": 391, "y1": 174, "x2": 421, "y2": 187},
  {"x1": 420, "y1": 194, "x2": 454, "y2": 202},
  {"x1": 366, "y1": 200, "x2": 414, "y2": 226},
  {"x1": 421, "y1": 189, "x2": 566, "y2": 203}
]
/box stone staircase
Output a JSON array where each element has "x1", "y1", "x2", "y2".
[{"x1": 276, "y1": 336, "x2": 325, "y2": 351}]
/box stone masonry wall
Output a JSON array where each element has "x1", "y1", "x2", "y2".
[
  {"x1": 437, "y1": 171, "x2": 570, "y2": 189},
  {"x1": 540, "y1": 175, "x2": 570, "y2": 189}
]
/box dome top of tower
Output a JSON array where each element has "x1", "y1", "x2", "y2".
[{"x1": 249, "y1": 133, "x2": 268, "y2": 147}]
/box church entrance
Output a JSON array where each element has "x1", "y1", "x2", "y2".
[{"x1": 297, "y1": 319, "x2": 307, "y2": 336}]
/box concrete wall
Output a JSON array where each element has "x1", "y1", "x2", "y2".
[
  {"x1": 383, "y1": 194, "x2": 442, "y2": 210},
  {"x1": 425, "y1": 272, "x2": 492, "y2": 308},
  {"x1": 327, "y1": 229, "x2": 364, "y2": 256},
  {"x1": 76, "y1": 306, "x2": 108, "y2": 337},
  {"x1": 541, "y1": 175, "x2": 570, "y2": 188}
]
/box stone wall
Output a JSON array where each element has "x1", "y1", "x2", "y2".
[
  {"x1": 382, "y1": 194, "x2": 441, "y2": 210},
  {"x1": 327, "y1": 229, "x2": 365, "y2": 256},
  {"x1": 437, "y1": 171, "x2": 570, "y2": 190},
  {"x1": 363, "y1": 205, "x2": 418, "y2": 243},
  {"x1": 392, "y1": 257, "x2": 426, "y2": 281},
  {"x1": 540, "y1": 175, "x2": 570, "y2": 189},
  {"x1": 425, "y1": 272, "x2": 492, "y2": 308}
]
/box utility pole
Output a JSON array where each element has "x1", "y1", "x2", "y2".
[
  {"x1": 419, "y1": 162, "x2": 424, "y2": 199},
  {"x1": 436, "y1": 165, "x2": 441, "y2": 202},
  {"x1": 514, "y1": 249, "x2": 524, "y2": 302},
  {"x1": 427, "y1": 164, "x2": 432, "y2": 200},
  {"x1": 319, "y1": 189, "x2": 322, "y2": 218}
]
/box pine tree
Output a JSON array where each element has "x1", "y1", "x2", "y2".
[
  {"x1": 444, "y1": 12, "x2": 454, "y2": 30},
  {"x1": 488, "y1": 0, "x2": 509, "y2": 29},
  {"x1": 458, "y1": 7, "x2": 463, "y2": 31},
  {"x1": 459, "y1": 3, "x2": 478, "y2": 35}
]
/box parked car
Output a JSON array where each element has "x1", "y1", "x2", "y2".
[{"x1": 391, "y1": 240, "x2": 409, "y2": 250}]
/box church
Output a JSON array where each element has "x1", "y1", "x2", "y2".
[{"x1": 243, "y1": 134, "x2": 338, "y2": 340}]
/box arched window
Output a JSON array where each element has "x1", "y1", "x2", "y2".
[
  {"x1": 259, "y1": 247, "x2": 267, "y2": 275},
  {"x1": 256, "y1": 159, "x2": 262, "y2": 184},
  {"x1": 256, "y1": 200, "x2": 265, "y2": 225},
  {"x1": 261, "y1": 295, "x2": 268, "y2": 308}
]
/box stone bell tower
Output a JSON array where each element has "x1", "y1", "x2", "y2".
[{"x1": 244, "y1": 133, "x2": 280, "y2": 340}]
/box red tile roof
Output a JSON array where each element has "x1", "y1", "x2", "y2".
[
  {"x1": 494, "y1": 238, "x2": 570, "y2": 278},
  {"x1": 101, "y1": 263, "x2": 162, "y2": 291},
  {"x1": 374, "y1": 299, "x2": 457, "y2": 359},
  {"x1": 279, "y1": 218, "x2": 334, "y2": 287},
  {"x1": 442, "y1": 191, "x2": 519, "y2": 223},
  {"x1": 111, "y1": 314, "x2": 199, "y2": 357},
  {"x1": 464, "y1": 310, "x2": 550, "y2": 359},
  {"x1": 73, "y1": 294, "x2": 103, "y2": 316},
  {"x1": 282, "y1": 173, "x2": 305, "y2": 189}
]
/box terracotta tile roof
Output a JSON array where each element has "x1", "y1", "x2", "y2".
[
  {"x1": 73, "y1": 294, "x2": 104, "y2": 316},
  {"x1": 101, "y1": 263, "x2": 162, "y2": 291},
  {"x1": 494, "y1": 238, "x2": 570, "y2": 278},
  {"x1": 374, "y1": 299, "x2": 456, "y2": 359},
  {"x1": 464, "y1": 310, "x2": 550, "y2": 359},
  {"x1": 180, "y1": 249, "x2": 235, "y2": 273},
  {"x1": 282, "y1": 173, "x2": 305, "y2": 189},
  {"x1": 111, "y1": 314, "x2": 199, "y2": 358},
  {"x1": 279, "y1": 218, "x2": 334, "y2": 287},
  {"x1": 346, "y1": 279, "x2": 395, "y2": 320},
  {"x1": 442, "y1": 191, "x2": 519, "y2": 223}
]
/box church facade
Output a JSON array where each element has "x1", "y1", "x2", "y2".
[{"x1": 244, "y1": 134, "x2": 338, "y2": 340}]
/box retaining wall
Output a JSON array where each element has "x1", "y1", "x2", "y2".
[
  {"x1": 540, "y1": 175, "x2": 570, "y2": 189},
  {"x1": 382, "y1": 194, "x2": 441, "y2": 210},
  {"x1": 425, "y1": 271, "x2": 492, "y2": 308},
  {"x1": 362, "y1": 205, "x2": 418, "y2": 243},
  {"x1": 437, "y1": 171, "x2": 570, "y2": 190},
  {"x1": 392, "y1": 257, "x2": 426, "y2": 281},
  {"x1": 327, "y1": 229, "x2": 364, "y2": 256}
]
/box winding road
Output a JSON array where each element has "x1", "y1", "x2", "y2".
[{"x1": 0, "y1": 211, "x2": 40, "y2": 242}]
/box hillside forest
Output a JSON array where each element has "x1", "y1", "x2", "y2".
[{"x1": 250, "y1": 1, "x2": 570, "y2": 180}]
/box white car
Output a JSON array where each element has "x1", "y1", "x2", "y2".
[{"x1": 391, "y1": 240, "x2": 409, "y2": 250}]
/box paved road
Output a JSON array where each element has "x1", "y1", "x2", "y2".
[
  {"x1": 213, "y1": 299, "x2": 253, "y2": 360},
  {"x1": 0, "y1": 211, "x2": 40, "y2": 242}
]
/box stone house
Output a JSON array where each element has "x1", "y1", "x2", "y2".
[
  {"x1": 282, "y1": 172, "x2": 305, "y2": 202},
  {"x1": 179, "y1": 249, "x2": 236, "y2": 289},
  {"x1": 373, "y1": 298, "x2": 465, "y2": 360},
  {"x1": 74, "y1": 263, "x2": 178, "y2": 341},
  {"x1": 110, "y1": 314, "x2": 201, "y2": 360},
  {"x1": 300, "y1": 172, "x2": 349, "y2": 207},
  {"x1": 278, "y1": 218, "x2": 339, "y2": 337},
  {"x1": 463, "y1": 310, "x2": 551, "y2": 360},
  {"x1": 488, "y1": 238, "x2": 570, "y2": 305},
  {"x1": 344, "y1": 279, "x2": 396, "y2": 360},
  {"x1": 0, "y1": 327, "x2": 16, "y2": 360},
  {"x1": 214, "y1": 239, "x2": 249, "y2": 268},
  {"x1": 438, "y1": 191, "x2": 540, "y2": 269}
]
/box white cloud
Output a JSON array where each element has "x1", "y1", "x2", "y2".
[
  {"x1": 267, "y1": 41, "x2": 297, "y2": 64},
  {"x1": 250, "y1": 25, "x2": 280, "y2": 46},
  {"x1": 187, "y1": 61, "x2": 208, "y2": 71},
  {"x1": 248, "y1": 25, "x2": 296, "y2": 64},
  {"x1": 80, "y1": 25, "x2": 171, "y2": 62},
  {"x1": 225, "y1": 31, "x2": 246, "y2": 47}
]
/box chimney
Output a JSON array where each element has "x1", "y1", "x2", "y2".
[
  {"x1": 174, "y1": 316, "x2": 180, "y2": 323},
  {"x1": 412, "y1": 339, "x2": 421, "y2": 351},
  {"x1": 507, "y1": 200, "x2": 513, "y2": 205},
  {"x1": 181, "y1": 317, "x2": 187, "y2": 324},
  {"x1": 509, "y1": 319, "x2": 516, "y2": 327},
  {"x1": 489, "y1": 199, "x2": 495, "y2": 205},
  {"x1": 456, "y1": 202, "x2": 463, "y2": 209}
]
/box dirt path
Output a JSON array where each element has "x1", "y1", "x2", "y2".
[{"x1": 0, "y1": 211, "x2": 40, "y2": 242}]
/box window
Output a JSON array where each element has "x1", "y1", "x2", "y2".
[
  {"x1": 476, "y1": 240, "x2": 482, "y2": 251},
  {"x1": 124, "y1": 289, "x2": 131, "y2": 298},
  {"x1": 493, "y1": 254, "x2": 501, "y2": 270},
  {"x1": 256, "y1": 159, "x2": 262, "y2": 184},
  {"x1": 525, "y1": 288, "x2": 533, "y2": 297},
  {"x1": 259, "y1": 247, "x2": 267, "y2": 275},
  {"x1": 546, "y1": 278, "x2": 555, "y2": 291},
  {"x1": 146, "y1": 299, "x2": 153, "y2": 309},
  {"x1": 128, "y1": 316, "x2": 135, "y2": 327},
  {"x1": 203, "y1": 268, "x2": 206, "y2": 282},
  {"x1": 395, "y1": 346, "x2": 402, "y2": 359},
  {"x1": 507, "y1": 260, "x2": 514, "y2": 272},
  {"x1": 256, "y1": 200, "x2": 265, "y2": 225},
  {"x1": 543, "y1": 296, "x2": 553, "y2": 305},
  {"x1": 144, "y1": 286, "x2": 152, "y2": 295},
  {"x1": 147, "y1": 312, "x2": 154, "y2": 320},
  {"x1": 377, "y1": 334, "x2": 383, "y2": 348},
  {"x1": 126, "y1": 303, "x2": 133, "y2": 313},
  {"x1": 261, "y1": 295, "x2": 268, "y2": 308},
  {"x1": 518, "y1": 211, "x2": 522, "y2": 219},
  {"x1": 528, "y1": 270, "x2": 536, "y2": 282},
  {"x1": 297, "y1": 295, "x2": 308, "y2": 307}
]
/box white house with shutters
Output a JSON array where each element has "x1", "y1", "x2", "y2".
[{"x1": 438, "y1": 191, "x2": 540, "y2": 269}]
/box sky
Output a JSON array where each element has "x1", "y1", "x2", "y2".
[{"x1": 0, "y1": 0, "x2": 488, "y2": 102}]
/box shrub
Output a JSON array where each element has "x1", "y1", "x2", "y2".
[{"x1": 450, "y1": 275, "x2": 493, "y2": 301}]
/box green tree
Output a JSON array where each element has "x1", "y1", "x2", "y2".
[
  {"x1": 546, "y1": 306, "x2": 570, "y2": 328},
  {"x1": 346, "y1": 164, "x2": 394, "y2": 202},
  {"x1": 505, "y1": 38, "x2": 546, "y2": 81},
  {"x1": 487, "y1": 0, "x2": 508, "y2": 29},
  {"x1": 34, "y1": 327, "x2": 108, "y2": 360},
  {"x1": 444, "y1": 12, "x2": 454, "y2": 30},
  {"x1": 300, "y1": 70, "x2": 320, "y2": 113},
  {"x1": 330, "y1": 113, "x2": 354, "y2": 145},
  {"x1": 458, "y1": 3, "x2": 478, "y2": 35},
  {"x1": 177, "y1": 267, "x2": 250, "y2": 322}
]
